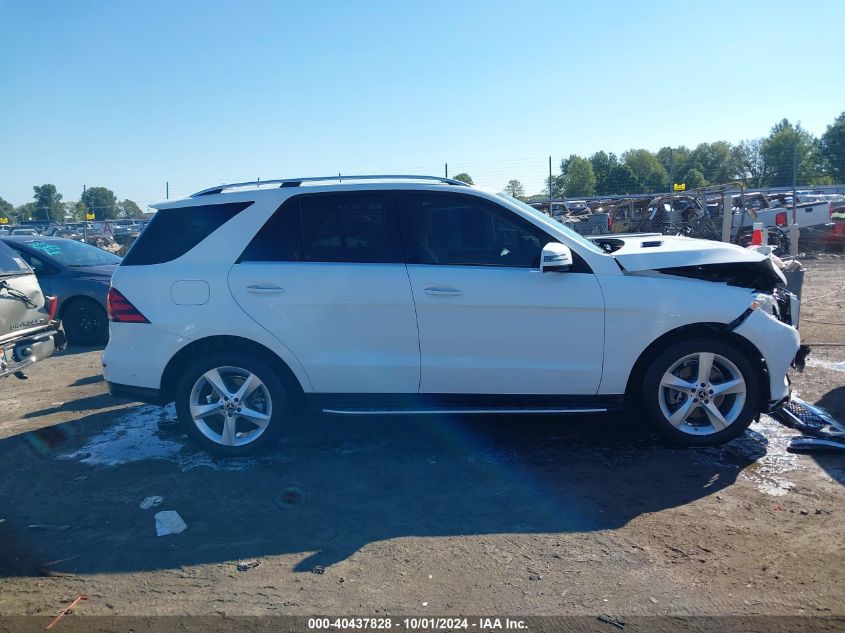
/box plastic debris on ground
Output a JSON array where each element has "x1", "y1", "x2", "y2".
[
  {"x1": 154, "y1": 510, "x2": 188, "y2": 536},
  {"x1": 237, "y1": 560, "x2": 260, "y2": 572},
  {"x1": 139, "y1": 495, "x2": 164, "y2": 510},
  {"x1": 770, "y1": 396, "x2": 845, "y2": 453}
]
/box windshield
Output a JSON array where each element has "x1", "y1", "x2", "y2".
[
  {"x1": 21, "y1": 239, "x2": 122, "y2": 266},
  {"x1": 496, "y1": 192, "x2": 605, "y2": 255}
]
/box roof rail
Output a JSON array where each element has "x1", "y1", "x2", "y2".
[{"x1": 191, "y1": 174, "x2": 470, "y2": 197}]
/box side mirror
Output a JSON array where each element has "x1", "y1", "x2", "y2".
[{"x1": 540, "y1": 242, "x2": 573, "y2": 272}]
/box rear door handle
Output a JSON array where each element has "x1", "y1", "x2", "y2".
[
  {"x1": 424, "y1": 286, "x2": 463, "y2": 297},
  {"x1": 247, "y1": 284, "x2": 285, "y2": 294}
]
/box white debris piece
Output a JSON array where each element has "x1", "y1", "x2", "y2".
[
  {"x1": 140, "y1": 496, "x2": 164, "y2": 510},
  {"x1": 154, "y1": 511, "x2": 188, "y2": 536}
]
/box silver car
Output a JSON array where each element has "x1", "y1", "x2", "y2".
[
  {"x1": 0, "y1": 240, "x2": 65, "y2": 378},
  {"x1": 0, "y1": 236, "x2": 121, "y2": 346}
]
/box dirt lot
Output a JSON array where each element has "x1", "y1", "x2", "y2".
[{"x1": 0, "y1": 258, "x2": 843, "y2": 621}]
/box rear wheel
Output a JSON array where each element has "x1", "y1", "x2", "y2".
[
  {"x1": 641, "y1": 338, "x2": 761, "y2": 446},
  {"x1": 175, "y1": 353, "x2": 291, "y2": 455},
  {"x1": 62, "y1": 299, "x2": 108, "y2": 346}
]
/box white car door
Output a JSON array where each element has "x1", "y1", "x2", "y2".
[
  {"x1": 228, "y1": 192, "x2": 420, "y2": 393},
  {"x1": 399, "y1": 192, "x2": 605, "y2": 395}
]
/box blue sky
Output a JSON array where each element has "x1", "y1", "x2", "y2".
[{"x1": 2, "y1": 0, "x2": 844, "y2": 208}]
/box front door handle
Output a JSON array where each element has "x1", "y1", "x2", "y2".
[
  {"x1": 424, "y1": 286, "x2": 463, "y2": 297},
  {"x1": 247, "y1": 284, "x2": 285, "y2": 294}
]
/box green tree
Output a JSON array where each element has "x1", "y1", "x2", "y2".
[
  {"x1": 606, "y1": 164, "x2": 639, "y2": 194},
  {"x1": 33, "y1": 184, "x2": 64, "y2": 222},
  {"x1": 0, "y1": 196, "x2": 12, "y2": 220},
  {"x1": 820, "y1": 110, "x2": 845, "y2": 183},
  {"x1": 561, "y1": 155, "x2": 596, "y2": 197},
  {"x1": 118, "y1": 199, "x2": 144, "y2": 218},
  {"x1": 503, "y1": 179, "x2": 525, "y2": 198},
  {"x1": 74, "y1": 201, "x2": 87, "y2": 220},
  {"x1": 15, "y1": 202, "x2": 37, "y2": 221},
  {"x1": 622, "y1": 149, "x2": 668, "y2": 193},
  {"x1": 761, "y1": 119, "x2": 824, "y2": 186},
  {"x1": 452, "y1": 172, "x2": 474, "y2": 185},
  {"x1": 684, "y1": 168, "x2": 707, "y2": 190},
  {"x1": 589, "y1": 151, "x2": 619, "y2": 196},
  {"x1": 543, "y1": 175, "x2": 565, "y2": 198},
  {"x1": 684, "y1": 141, "x2": 736, "y2": 185},
  {"x1": 81, "y1": 186, "x2": 118, "y2": 219},
  {"x1": 732, "y1": 139, "x2": 768, "y2": 188}
]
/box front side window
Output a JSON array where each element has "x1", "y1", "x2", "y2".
[
  {"x1": 240, "y1": 193, "x2": 392, "y2": 264},
  {"x1": 399, "y1": 193, "x2": 544, "y2": 268}
]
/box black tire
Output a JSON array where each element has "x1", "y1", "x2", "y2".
[
  {"x1": 641, "y1": 337, "x2": 761, "y2": 447},
  {"x1": 175, "y1": 352, "x2": 292, "y2": 456},
  {"x1": 62, "y1": 299, "x2": 108, "y2": 346}
]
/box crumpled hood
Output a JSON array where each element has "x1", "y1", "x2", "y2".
[
  {"x1": 594, "y1": 234, "x2": 786, "y2": 291},
  {"x1": 604, "y1": 234, "x2": 767, "y2": 270}
]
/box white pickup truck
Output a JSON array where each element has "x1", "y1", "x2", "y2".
[{"x1": 732, "y1": 192, "x2": 833, "y2": 231}]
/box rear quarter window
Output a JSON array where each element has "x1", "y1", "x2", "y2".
[
  {"x1": 122, "y1": 201, "x2": 253, "y2": 266},
  {"x1": 0, "y1": 241, "x2": 33, "y2": 276}
]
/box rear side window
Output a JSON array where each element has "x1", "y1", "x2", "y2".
[
  {"x1": 122, "y1": 201, "x2": 253, "y2": 266},
  {"x1": 240, "y1": 193, "x2": 394, "y2": 264},
  {"x1": 0, "y1": 241, "x2": 32, "y2": 276}
]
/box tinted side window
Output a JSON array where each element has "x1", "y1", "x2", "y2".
[
  {"x1": 240, "y1": 194, "x2": 392, "y2": 264},
  {"x1": 399, "y1": 193, "x2": 544, "y2": 267},
  {"x1": 0, "y1": 241, "x2": 32, "y2": 276},
  {"x1": 122, "y1": 201, "x2": 253, "y2": 266},
  {"x1": 238, "y1": 200, "x2": 302, "y2": 262},
  {"x1": 300, "y1": 194, "x2": 389, "y2": 263}
]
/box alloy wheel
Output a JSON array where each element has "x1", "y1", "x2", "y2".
[{"x1": 657, "y1": 352, "x2": 747, "y2": 436}]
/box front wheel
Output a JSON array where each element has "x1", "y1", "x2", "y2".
[
  {"x1": 175, "y1": 354, "x2": 291, "y2": 455},
  {"x1": 641, "y1": 338, "x2": 761, "y2": 446}
]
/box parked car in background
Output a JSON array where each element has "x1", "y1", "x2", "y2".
[
  {"x1": 0, "y1": 240, "x2": 65, "y2": 378},
  {"x1": 104, "y1": 175, "x2": 800, "y2": 455},
  {"x1": 0, "y1": 236, "x2": 120, "y2": 346},
  {"x1": 52, "y1": 227, "x2": 83, "y2": 241},
  {"x1": 10, "y1": 228, "x2": 40, "y2": 236}
]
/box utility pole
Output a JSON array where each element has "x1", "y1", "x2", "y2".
[
  {"x1": 166, "y1": 181, "x2": 169, "y2": 200},
  {"x1": 82, "y1": 185, "x2": 88, "y2": 243},
  {"x1": 668, "y1": 147, "x2": 674, "y2": 195},
  {"x1": 790, "y1": 138, "x2": 799, "y2": 256},
  {"x1": 445, "y1": 163, "x2": 448, "y2": 178},
  {"x1": 548, "y1": 156, "x2": 553, "y2": 210}
]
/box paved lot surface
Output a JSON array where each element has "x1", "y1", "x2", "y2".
[{"x1": 0, "y1": 258, "x2": 843, "y2": 618}]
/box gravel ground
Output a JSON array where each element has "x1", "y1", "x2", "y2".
[{"x1": 0, "y1": 258, "x2": 842, "y2": 620}]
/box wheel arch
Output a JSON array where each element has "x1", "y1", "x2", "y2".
[
  {"x1": 623, "y1": 322, "x2": 770, "y2": 410},
  {"x1": 159, "y1": 335, "x2": 306, "y2": 405}
]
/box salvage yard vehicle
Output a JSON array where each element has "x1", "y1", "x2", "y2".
[
  {"x1": 0, "y1": 236, "x2": 120, "y2": 346},
  {"x1": 733, "y1": 192, "x2": 833, "y2": 237},
  {"x1": 104, "y1": 175, "x2": 802, "y2": 455},
  {"x1": 0, "y1": 240, "x2": 65, "y2": 379}
]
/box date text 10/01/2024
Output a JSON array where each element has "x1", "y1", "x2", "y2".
[{"x1": 307, "y1": 617, "x2": 528, "y2": 630}]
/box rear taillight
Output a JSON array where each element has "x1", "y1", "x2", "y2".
[
  {"x1": 107, "y1": 288, "x2": 149, "y2": 323},
  {"x1": 47, "y1": 295, "x2": 58, "y2": 322},
  {"x1": 775, "y1": 211, "x2": 788, "y2": 227}
]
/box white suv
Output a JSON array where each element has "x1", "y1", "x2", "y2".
[{"x1": 103, "y1": 175, "x2": 801, "y2": 454}]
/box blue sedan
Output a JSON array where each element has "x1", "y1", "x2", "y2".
[{"x1": 0, "y1": 236, "x2": 121, "y2": 346}]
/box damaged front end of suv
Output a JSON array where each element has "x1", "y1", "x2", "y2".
[{"x1": 592, "y1": 233, "x2": 807, "y2": 413}]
